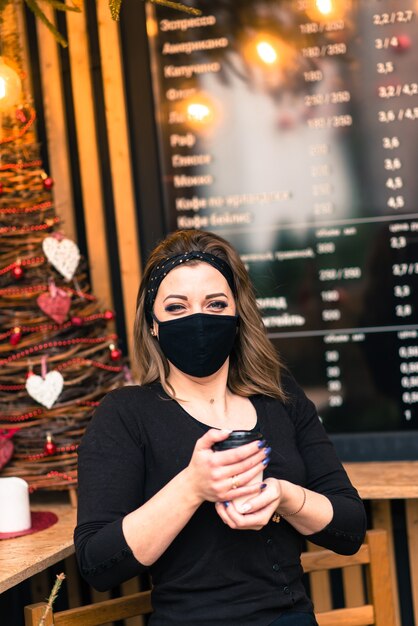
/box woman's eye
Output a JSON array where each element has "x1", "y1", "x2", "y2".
[
  {"x1": 165, "y1": 304, "x2": 186, "y2": 313},
  {"x1": 208, "y1": 300, "x2": 228, "y2": 310}
]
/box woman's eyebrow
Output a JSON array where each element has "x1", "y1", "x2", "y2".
[
  {"x1": 205, "y1": 292, "x2": 227, "y2": 299},
  {"x1": 163, "y1": 294, "x2": 188, "y2": 302}
]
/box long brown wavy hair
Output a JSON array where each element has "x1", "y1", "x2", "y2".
[{"x1": 134, "y1": 229, "x2": 286, "y2": 400}]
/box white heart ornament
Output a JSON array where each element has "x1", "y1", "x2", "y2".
[
  {"x1": 25, "y1": 371, "x2": 64, "y2": 409},
  {"x1": 43, "y1": 236, "x2": 80, "y2": 280}
]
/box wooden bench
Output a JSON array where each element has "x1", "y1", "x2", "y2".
[{"x1": 24, "y1": 529, "x2": 395, "y2": 626}]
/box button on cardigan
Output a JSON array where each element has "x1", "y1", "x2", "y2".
[{"x1": 74, "y1": 375, "x2": 366, "y2": 625}]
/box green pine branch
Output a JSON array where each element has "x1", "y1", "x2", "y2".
[
  {"x1": 38, "y1": 573, "x2": 66, "y2": 626},
  {"x1": 0, "y1": 0, "x2": 201, "y2": 46},
  {"x1": 110, "y1": 0, "x2": 201, "y2": 22}
]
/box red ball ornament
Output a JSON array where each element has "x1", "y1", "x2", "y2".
[
  {"x1": 104, "y1": 310, "x2": 115, "y2": 321},
  {"x1": 43, "y1": 176, "x2": 54, "y2": 190},
  {"x1": 71, "y1": 316, "x2": 84, "y2": 326},
  {"x1": 0, "y1": 183, "x2": 3, "y2": 195},
  {"x1": 11, "y1": 264, "x2": 24, "y2": 280},
  {"x1": 44, "y1": 433, "x2": 57, "y2": 456},
  {"x1": 10, "y1": 327, "x2": 22, "y2": 346},
  {"x1": 110, "y1": 347, "x2": 122, "y2": 361}
]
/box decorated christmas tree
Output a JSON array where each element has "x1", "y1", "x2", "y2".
[{"x1": 0, "y1": 9, "x2": 128, "y2": 493}]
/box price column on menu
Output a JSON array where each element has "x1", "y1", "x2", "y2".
[
  {"x1": 375, "y1": 5, "x2": 415, "y2": 213},
  {"x1": 296, "y1": 0, "x2": 356, "y2": 409},
  {"x1": 372, "y1": 1, "x2": 418, "y2": 420},
  {"x1": 298, "y1": 0, "x2": 353, "y2": 219}
]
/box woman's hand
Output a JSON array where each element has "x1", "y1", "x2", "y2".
[
  {"x1": 185, "y1": 428, "x2": 270, "y2": 505},
  {"x1": 215, "y1": 477, "x2": 282, "y2": 531}
]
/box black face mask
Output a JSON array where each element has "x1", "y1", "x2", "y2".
[{"x1": 153, "y1": 313, "x2": 238, "y2": 378}]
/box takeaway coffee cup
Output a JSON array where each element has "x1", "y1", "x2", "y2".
[{"x1": 212, "y1": 430, "x2": 264, "y2": 509}]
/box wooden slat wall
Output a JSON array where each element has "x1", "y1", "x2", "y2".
[
  {"x1": 95, "y1": 0, "x2": 142, "y2": 348},
  {"x1": 22, "y1": 0, "x2": 141, "y2": 360},
  {"x1": 36, "y1": 6, "x2": 77, "y2": 244},
  {"x1": 65, "y1": 2, "x2": 113, "y2": 313}
]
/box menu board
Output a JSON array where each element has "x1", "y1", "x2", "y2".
[{"x1": 146, "y1": 0, "x2": 418, "y2": 459}]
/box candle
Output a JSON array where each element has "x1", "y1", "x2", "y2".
[{"x1": 0, "y1": 477, "x2": 31, "y2": 533}]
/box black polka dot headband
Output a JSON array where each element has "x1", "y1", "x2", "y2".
[{"x1": 145, "y1": 251, "x2": 235, "y2": 324}]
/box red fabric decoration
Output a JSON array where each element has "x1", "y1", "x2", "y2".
[
  {"x1": 0, "y1": 511, "x2": 58, "y2": 540},
  {"x1": 0, "y1": 439, "x2": 13, "y2": 469},
  {"x1": 37, "y1": 290, "x2": 71, "y2": 324}
]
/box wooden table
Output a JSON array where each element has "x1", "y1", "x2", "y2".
[
  {"x1": 345, "y1": 460, "x2": 418, "y2": 500},
  {"x1": 345, "y1": 461, "x2": 418, "y2": 626},
  {"x1": 0, "y1": 495, "x2": 76, "y2": 594},
  {"x1": 0, "y1": 462, "x2": 417, "y2": 623}
]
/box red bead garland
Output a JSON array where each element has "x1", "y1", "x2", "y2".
[
  {"x1": 0, "y1": 311, "x2": 113, "y2": 342},
  {"x1": 56, "y1": 357, "x2": 123, "y2": 373},
  {"x1": 0, "y1": 334, "x2": 117, "y2": 365},
  {"x1": 0, "y1": 201, "x2": 53, "y2": 215},
  {"x1": 0, "y1": 409, "x2": 43, "y2": 422},
  {"x1": 0, "y1": 256, "x2": 45, "y2": 276},
  {"x1": 0, "y1": 284, "x2": 97, "y2": 300},
  {"x1": 0, "y1": 383, "x2": 25, "y2": 391},
  {"x1": 0, "y1": 358, "x2": 122, "y2": 392},
  {"x1": 0, "y1": 216, "x2": 59, "y2": 234},
  {"x1": 0, "y1": 159, "x2": 42, "y2": 171},
  {"x1": 46, "y1": 470, "x2": 76, "y2": 483}
]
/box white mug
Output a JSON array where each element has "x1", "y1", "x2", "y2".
[{"x1": 0, "y1": 477, "x2": 31, "y2": 533}]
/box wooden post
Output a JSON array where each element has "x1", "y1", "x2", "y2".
[
  {"x1": 306, "y1": 542, "x2": 333, "y2": 612},
  {"x1": 371, "y1": 500, "x2": 401, "y2": 626},
  {"x1": 406, "y1": 499, "x2": 418, "y2": 626},
  {"x1": 24, "y1": 602, "x2": 53, "y2": 626},
  {"x1": 367, "y1": 530, "x2": 396, "y2": 626}
]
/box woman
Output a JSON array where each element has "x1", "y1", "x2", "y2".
[{"x1": 75, "y1": 229, "x2": 366, "y2": 626}]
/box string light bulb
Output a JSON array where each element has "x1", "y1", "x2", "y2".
[
  {"x1": 183, "y1": 93, "x2": 218, "y2": 129},
  {"x1": 187, "y1": 102, "x2": 211, "y2": 122},
  {"x1": 256, "y1": 41, "x2": 278, "y2": 65},
  {"x1": 316, "y1": 0, "x2": 333, "y2": 15},
  {"x1": 0, "y1": 57, "x2": 21, "y2": 111},
  {"x1": 306, "y1": 0, "x2": 350, "y2": 22}
]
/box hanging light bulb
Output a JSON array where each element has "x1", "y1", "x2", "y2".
[
  {"x1": 306, "y1": 0, "x2": 350, "y2": 22},
  {"x1": 316, "y1": 0, "x2": 333, "y2": 16},
  {"x1": 0, "y1": 57, "x2": 22, "y2": 112},
  {"x1": 256, "y1": 41, "x2": 278, "y2": 65}
]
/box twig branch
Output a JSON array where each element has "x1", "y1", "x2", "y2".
[{"x1": 38, "y1": 572, "x2": 66, "y2": 626}]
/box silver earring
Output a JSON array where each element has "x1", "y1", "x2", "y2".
[{"x1": 150, "y1": 328, "x2": 156, "y2": 337}]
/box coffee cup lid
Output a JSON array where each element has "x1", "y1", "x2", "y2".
[{"x1": 212, "y1": 430, "x2": 263, "y2": 451}]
